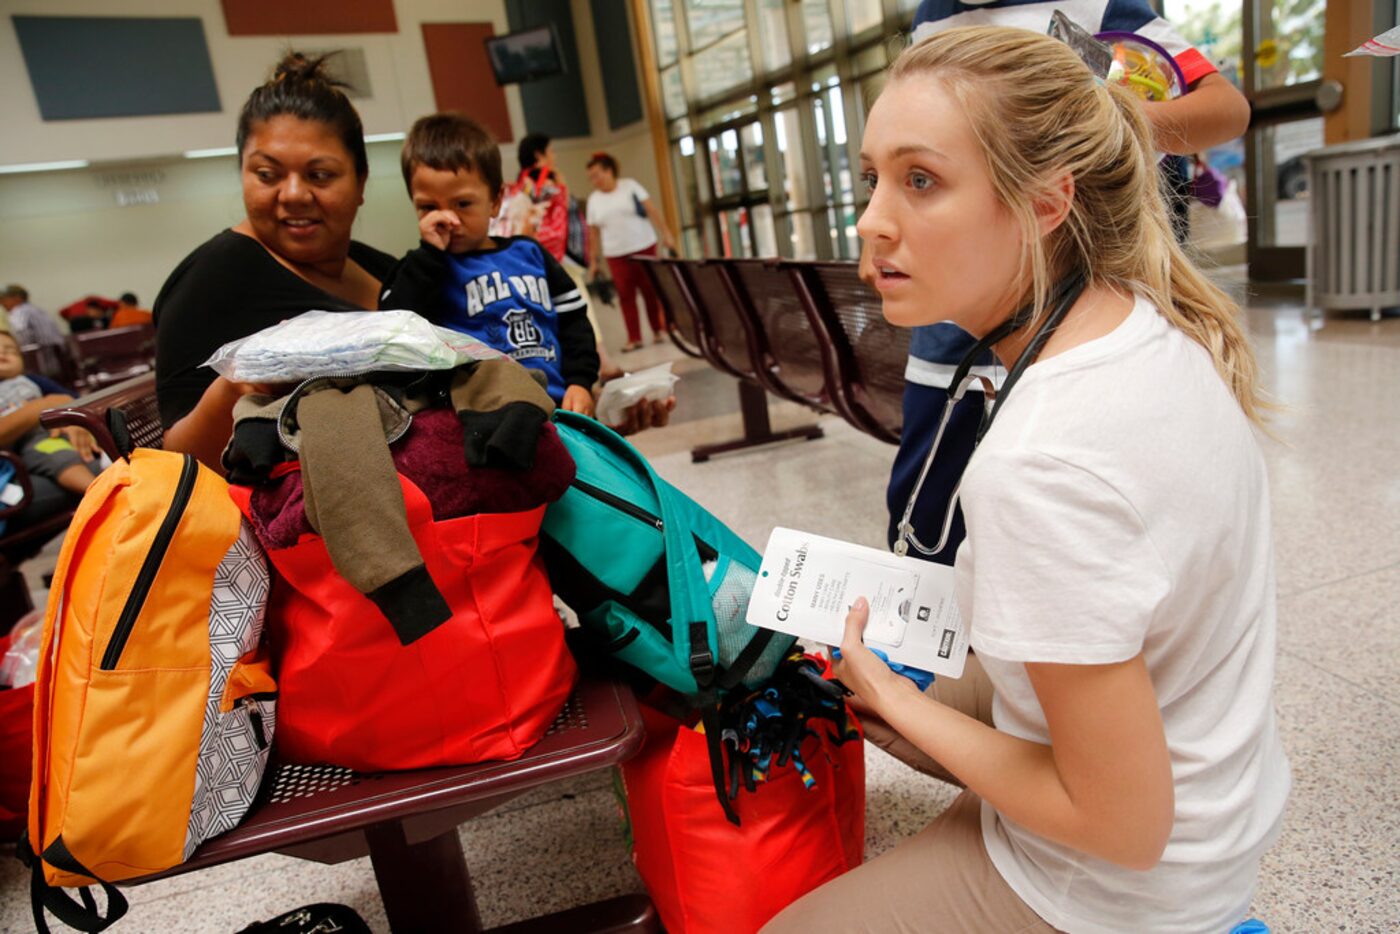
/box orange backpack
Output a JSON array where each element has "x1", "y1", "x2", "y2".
[{"x1": 21, "y1": 449, "x2": 275, "y2": 932}]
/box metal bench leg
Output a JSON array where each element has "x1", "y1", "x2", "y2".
[
  {"x1": 692, "y1": 380, "x2": 824, "y2": 462},
  {"x1": 367, "y1": 821, "x2": 484, "y2": 933}
]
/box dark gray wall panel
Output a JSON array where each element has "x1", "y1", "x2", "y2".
[
  {"x1": 504, "y1": 0, "x2": 590, "y2": 139},
  {"x1": 13, "y1": 16, "x2": 221, "y2": 121},
  {"x1": 591, "y1": 0, "x2": 642, "y2": 130}
]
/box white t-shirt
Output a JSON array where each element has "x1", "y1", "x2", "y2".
[
  {"x1": 954, "y1": 295, "x2": 1290, "y2": 934},
  {"x1": 586, "y1": 178, "x2": 658, "y2": 257}
]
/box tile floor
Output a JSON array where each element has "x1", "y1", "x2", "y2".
[{"x1": 1, "y1": 275, "x2": 1397, "y2": 932}]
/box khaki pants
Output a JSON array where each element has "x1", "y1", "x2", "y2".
[{"x1": 761, "y1": 655, "x2": 1060, "y2": 934}]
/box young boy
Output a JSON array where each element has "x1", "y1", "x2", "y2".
[
  {"x1": 0, "y1": 332, "x2": 99, "y2": 509},
  {"x1": 381, "y1": 113, "x2": 599, "y2": 415}
]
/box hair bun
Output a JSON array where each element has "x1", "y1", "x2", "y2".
[{"x1": 271, "y1": 51, "x2": 342, "y2": 88}]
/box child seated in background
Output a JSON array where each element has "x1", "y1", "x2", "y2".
[
  {"x1": 381, "y1": 113, "x2": 600, "y2": 415},
  {"x1": 0, "y1": 332, "x2": 99, "y2": 514}
]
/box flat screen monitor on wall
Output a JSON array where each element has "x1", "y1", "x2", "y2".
[{"x1": 484, "y1": 25, "x2": 565, "y2": 85}]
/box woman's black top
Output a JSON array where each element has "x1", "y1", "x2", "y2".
[{"x1": 153, "y1": 229, "x2": 397, "y2": 428}]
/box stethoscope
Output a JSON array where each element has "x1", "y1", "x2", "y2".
[{"x1": 892, "y1": 271, "x2": 1089, "y2": 558}]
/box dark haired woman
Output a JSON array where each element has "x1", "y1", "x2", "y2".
[
  {"x1": 154, "y1": 53, "x2": 396, "y2": 469},
  {"x1": 584, "y1": 152, "x2": 675, "y2": 352}
]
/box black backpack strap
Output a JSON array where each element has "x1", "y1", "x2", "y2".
[
  {"x1": 689, "y1": 622, "x2": 741, "y2": 826},
  {"x1": 716, "y1": 626, "x2": 777, "y2": 693},
  {"x1": 25, "y1": 835, "x2": 130, "y2": 933},
  {"x1": 106, "y1": 408, "x2": 134, "y2": 461},
  {"x1": 699, "y1": 696, "x2": 741, "y2": 827}
]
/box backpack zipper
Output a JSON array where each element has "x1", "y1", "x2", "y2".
[
  {"x1": 571, "y1": 478, "x2": 663, "y2": 531},
  {"x1": 100, "y1": 454, "x2": 199, "y2": 670}
]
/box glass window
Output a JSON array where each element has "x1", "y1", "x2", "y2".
[
  {"x1": 662, "y1": 66, "x2": 687, "y2": 119},
  {"x1": 698, "y1": 96, "x2": 757, "y2": 129},
  {"x1": 686, "y1": 0, "x2": 745, "y2": 50},
  {"x1": 775, "y1": 107, "x2": 811, "y2": 210},
  {"x1": 708, "y1": 130, "x2": 744, "y2": 197},
  {"x1": 814, "y1": 86, "x2": 853, "y2": 205},
  {"x1": 782, "y1": 211, "x2": 818, "y2": 259},
  {"x1": 683, "y1": 226, "x2": 704, "y2": 257},
  {"x1": 752, "y1": 204, "x2": 778, "y2": 256},
  {"x1": 693, "y1": 30, "x2": 754, "y2": 99},
  {"x1": 1256, "y1": 116, "x2": 1324, "y2": 248},
  {"x1": 801, "y1": 0, "x2": 833, "y2": 55},
  {"x1": 858, "y1": 74, "x2": 887, "y2": 114},
  {"x1": 855, "y1": 43, "x2": 888, "y2": 77},
  {"x1": 673, "y1": 139, "x2": 699, "y2": 225},
  {"x1": 669, "y1": 116, "x2": 692, "y2": 140},
  {"x1": 1253, "y1": 0, "x2": 1325, "y2": 91},
  {"x1": 652, "y1": 0, "x2": 679, "y2": 67},
  {"x1": 741, "y1": 122, "x2": 767, "y2": 190},
  {"x1": 1393, "y1": 0, "x2": 1400, "y2": 130},
  {"x1": 757, "y1": 0, "x2": 792, "y2": 72},
  {"x1": 718, "y1": 207, "x2": 752, "y2": 257},
  {"x1": 1164, "y1": 0, "x2": 1242, "y2": 89},
  {"x1": 827, "y1": 204, "x2": 858, "y2": 259},
  {"x1": 846, "y1": 0, "x2": 884, "y2": 36}
]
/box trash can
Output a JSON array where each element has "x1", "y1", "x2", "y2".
[{"x1": 1304, "y1": 134, "x2": 1400, "y2": 322}]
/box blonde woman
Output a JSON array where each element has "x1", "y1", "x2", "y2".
[{"x1": 764, "y1": 27, "x2": 1288, "y2": 934}]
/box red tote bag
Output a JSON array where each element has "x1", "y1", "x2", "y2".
[
  {"x1": 231, "y1": 472, "x2": 576, "y2": 772},
  {"x1": 622, "y1": 703, "x2": 865, "y2": 934},
  {"x1": 0, "y1": 619, "x2": 38, "y2": 840}
]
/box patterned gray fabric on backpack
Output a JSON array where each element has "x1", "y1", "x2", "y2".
[{"x1": 184, "y1": 522, "x2": 274, "y2": 859}]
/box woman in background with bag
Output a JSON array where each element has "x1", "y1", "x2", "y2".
[
  {"x1": 585, "y1": 152, "x2": 677, "y2": 352},
  {"x1": 765, "y1": 26, "x2": 1289, "y2": 934}
]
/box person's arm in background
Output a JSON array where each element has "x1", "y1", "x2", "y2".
[
  {"x1": 163, "y1": 376, "x2": 255, "y2": 472},
  {"x1": 1143, "y1": 72, "x2": 1251, "y2": 154},
  {"x1": 1101, "y1": 0, "x2": 1252, "y2": 154},
  {"x1": 641, "y1": 198, "x2": 679, "y2": 254},
  {"x1": 0, "y1": 395, "x2": 73, "y2": 448},
  {"x1": 26, "y1": 374, "x2": 96, "y2": 458}
]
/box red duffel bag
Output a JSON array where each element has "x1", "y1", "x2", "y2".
[
  {"x1": 621, "y1": 702, "x2": 865, "y2": 934},
  {"x1": 229, "y1": 472, "x2": 576, "y2": 772}
]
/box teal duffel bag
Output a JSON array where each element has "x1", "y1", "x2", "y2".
[{"x1": 541, "y1": 411, "x2": 794, "y2": 701}]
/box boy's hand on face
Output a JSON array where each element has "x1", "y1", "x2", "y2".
[
  {"x1": 562, "y1": 384, "x2": 595, "y2": 417},
  {"x1": 419, "y1": 210, "x2": 463, "y2": 251}
]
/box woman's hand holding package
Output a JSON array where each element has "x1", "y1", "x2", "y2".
[{"x1": 832, "y1": 597, "x2": 922, "y2": 714}]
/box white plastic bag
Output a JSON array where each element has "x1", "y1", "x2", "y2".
[
  {"x1": 203, "y1": 310, "x2": 505, "y2": 384},
  {"x1": 595, "y1": 362, "x2": 680, "y2": 428},
  {"x1": 0, "y1": 614, "x2": 42, "y2": 689},
  {"x1": 1188, "y1": 180, "x2": 1248, "y2": 253}
]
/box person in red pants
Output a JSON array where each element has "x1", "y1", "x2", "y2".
[{"x1": 584, "y1": 152, "x2": 678, "y2": 352}]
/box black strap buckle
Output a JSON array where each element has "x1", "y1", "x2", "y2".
[
  {"x1": 689, "y1": 647, "x2": 715, "y2": 687},
  {"x1": 687, "y1": 621, "x2": 716, "y2": 687}
]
